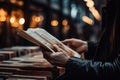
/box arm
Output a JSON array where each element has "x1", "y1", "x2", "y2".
[
  {"x1": 62, "y1": 38, "x2": 97, "y2": 59},
  {"x1": 43, "y1": 43, "x2": 120, "y2": 80},
  {"x1": 84, "y1": 42, "x2": 97, "y2": 59},
  {"x1": 64, "y1": 56, "x2": 120, "y2": 80}
]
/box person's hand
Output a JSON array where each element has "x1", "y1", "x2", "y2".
[
  {"x1": 62, "y1": 38, "x2": 88, "y2": 53},
  {"x1": 43, "y1": 45, "x2": 70, "y2": 67}
]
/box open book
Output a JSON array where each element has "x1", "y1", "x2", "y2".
[{"x1": 16, "y1": 28, "x2": 80, "y2": 58}]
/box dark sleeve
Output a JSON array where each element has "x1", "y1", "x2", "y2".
[
  {"x1": 64, "y1": 57, "x2": 120, "y2": 80},
  {"x1": 84, "y1": 42, "x2": 97, "y2": 59}
]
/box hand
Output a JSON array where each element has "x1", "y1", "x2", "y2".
[
  {"x1": 62, "y1": 38, "x2": 88, "y2": 53},
  {"x1": 43, "y1": 45, "x2": 70, "y2": 67}
]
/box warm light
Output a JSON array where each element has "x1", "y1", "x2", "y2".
[
  {"x1": 63, "y1": 25, "x2": 70, "y2": 34},
  {"x1": 30, "y1": 15, "x2": 44, "y2": 28},
  {"x1": 83, "y1": 0, "x2": 101, "y2": 21},
  {"x1": 89, "y1": 7, "x2": 101, "y2": 21},
  {"x1": 51, "y1": 20, "x2": 59, "y2": 27},
  {"x1": 62, "y1": 19, "x2": 70, "y2": 33},
  {"x1": 10, "y1": 16, "x2": 18, "y2": 28},
  {"x1": 82, "y1": 16, "x2": 94, "y2": 25},
  {"x1": 10, "y1": 0, "x2": 16, "y2": 3},
  {"x1": 84, "y1": 0, "x2": 91, "y2": 2},
  {"x1": 86, "y1": 0, "x2": 94, "y2": 8},
  {"x1": 17, "y1": 1, "x2": 24, "y2": 6},
  {"x1": 39, "y1": 15, "x2": 44, "y2": 21},
  {"x1": 62, "y1": 19, "x2": 68, "y2": 26},
  {"x1": 35, "y1": 17, "x2": 40, "y2": 22},
  {"x1": 10, "y1": 17, "x2": 15, "y2": 23},
  {"x1": 0, "y1": 17, "x2": 6, "y2": 22},
  {"x1": 10, "y1": 9, "x2": 24, "y2": 29},
  {"x1": 19, "y1": 18, "x2": 25, "y2": 25},
  {"x1": 0, "y1": 8, "x2": 8, "y2": 22},
  {"x1": 64, "y1": 25, "x2": 70, "y2": 31},
  {"x1": 34, "y1": 15, "x2": 44, "y2": 22}
]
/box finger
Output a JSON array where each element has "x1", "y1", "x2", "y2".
[
  {"x1": 53, "y1": 44, "x2": 63, "y2": 52},
  {"x1": 53, "y1": 45, "x2": 68, "y2": 56},
  {"x1": 62, "y1": 40, "x2": 72, "y2": 47},
  {"x1": 62, "y1": 39, "x2": 73, "y2": 43},
  {"x1": 76, "y1": 46, "x2": 85, "y2": 52},
  {"x1": 56, "y1": 43, "x2": 63, "y2": 48}
]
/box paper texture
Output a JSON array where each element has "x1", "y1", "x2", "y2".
[{"x1": 16, "y1": 28, "x2": 80, "y2": 58}]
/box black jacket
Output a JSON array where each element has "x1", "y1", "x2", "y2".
[
  {"x1": 55, "y1": 42, "x2": 120, "y2": 80},
  {"x1": 55, "y1": 0, "x2": 120, "y2": 80}
]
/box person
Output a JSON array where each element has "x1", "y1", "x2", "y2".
[{"x1": 43, "y1": 0, "x2": 120, "y2": 80}]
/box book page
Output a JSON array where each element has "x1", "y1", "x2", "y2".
[
  {"x1": 16, "y1": 28, "x2": 55, "y2": 53},
  {"x1": 29, "y1": 28, "x2": 80, "y2": 58},
  {"x1": 17, "y1": 28, "x2": 80, "y2": 58}
]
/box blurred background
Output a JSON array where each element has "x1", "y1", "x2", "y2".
[{"x1": 0, "y1": 0, "x2": 104, "y2": 48}]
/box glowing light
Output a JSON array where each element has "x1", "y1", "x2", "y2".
[
  {"x1": 86, "y1": 0, "x2": 94, "y2": 8},
  {"x1": 89, "y1": 7, "x2": 101, "y2": 21},
  {"x1": 10, "y1": 17, "x2": 15, "y2": 23},
  {"x1": 84, "y1": 0, "x2": 91, "y2": 2},
  {"x1": 10, "y1": 0, "x2": 16, "y2": 3},
  {"x1": 35, "y1": 16, "x2": 41, "y2": 22},
  {"x1": 39, "y1": 15, "x2": 44, "y2": 21},
  {"x1": 0, "y1": 8, "x2": 7, "y2": 22},
  {"x1": 62, "y1": 19, "x2": 68, "y2": 26},
  {"x1": 71, "y1": 7, "x2": 77, "y2": 18},
  {"x1": 19, "y1": 18, "x2": 25, "y2": 25},
  {"x1": 83, "y1": 0, "x2": 101, "y2": 21},
  {"x1": 64, "y1": 25, "x2": 70, "y2": 31},
  {"x1": 17, "y1": 1, "x2": 24, "y2": 6},
  {"x1": 51, "y1": 20, "x2": 59, "y2": 27},
  {"x1": 30, "y1": 15, "x2": 44, "y2": 28},
  {"x1": 82, "y1": 16, "x2": 94, "y2": 25},
  {"x1": 63, "y1": 25, "x2": 70, "y2": 34},
  {"x1": 32, "y1": 15, "x2": 44, "y2": 23}
]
